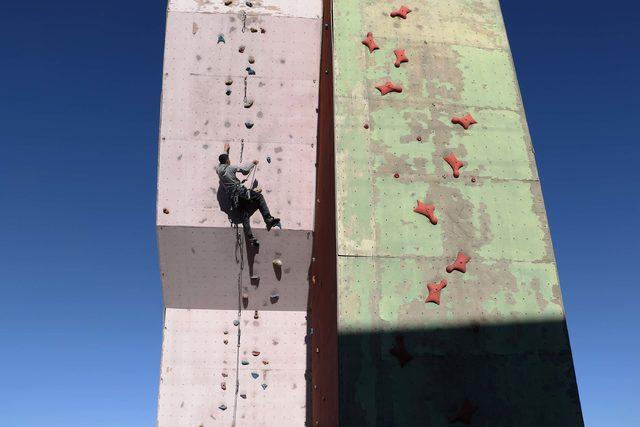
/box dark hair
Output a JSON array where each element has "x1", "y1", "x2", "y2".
[{"x1": 219, "y1": 153, "x2": 229, "y2": 164}]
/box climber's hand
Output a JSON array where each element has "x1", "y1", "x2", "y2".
[
  {"x1": 252, "y1": 160, "x2": 259, "y2": 165},
  {"x1": 224, "y1": 143, "x2": 230, "y2": 153}
]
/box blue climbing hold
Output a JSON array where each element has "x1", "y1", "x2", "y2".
[
  {"x1": 261, "y1": 383, "x2": 268, "y2": 390},
  {"x1": 266, "y1": 156, "x2": 272, "y2": 163},
  {"x1": 219, "y1": 404, "x2": 227, "y2": 410},
  {"x1": 251, "y1": 372, "x2": 259, "y2": 379},
  {"x1": 241, "y1": 360, "x2": 249, "y2": 366},
  {"x1": 246, "y1": 67, "x2": 256, "y2": 75},
  {"x1": 233, "y1": 319, "x2": 239, "y2": 326},
  {"x1": 218, "y1": 34, "x2": 225, "y2": 44}
]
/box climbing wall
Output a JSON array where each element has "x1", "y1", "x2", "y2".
[
  {"x1": 156, "y1": 0, "x2": 322, "y2": 425},
  {"x1": 332, "y1": 1, "x2": 583, "y2": 426}
]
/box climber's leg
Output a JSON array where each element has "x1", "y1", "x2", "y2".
[
  {"x1": 247, "y1": 190, "x2": 271, "y2": 221},
  {"x1": 237, "y1": 200, "x2": 259, "y2": 247},
  {"x1": 248, "y1": 190, "x2": 281, "y2": 230}
]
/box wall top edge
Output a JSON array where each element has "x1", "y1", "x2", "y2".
[{"x1": 168, "y1": 0, "x2": 322, "y2": 20}]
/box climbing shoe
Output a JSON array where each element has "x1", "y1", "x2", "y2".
[
  {"x1": 265, "y1": 217, "x2": 281, "y2": 231},
  {"x1": 247, "y1": 236, "x2": 260, "y2": 248}
]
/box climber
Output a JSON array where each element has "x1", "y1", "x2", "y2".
[{"x1": 217, "y1": 142, "x2": 280, "y2": 247}]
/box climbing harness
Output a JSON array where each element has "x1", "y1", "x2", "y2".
[{"x1": 229, "y1": 139, "x2": 259, "y2": 212}]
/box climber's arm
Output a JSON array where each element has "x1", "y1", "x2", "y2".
[{"x1": 238, "y1": 160, "x2": 259, "y2": 175}]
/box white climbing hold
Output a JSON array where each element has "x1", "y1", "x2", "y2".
[{"x1": 272, "y1": 259, "x2": 283, "y2": 267}]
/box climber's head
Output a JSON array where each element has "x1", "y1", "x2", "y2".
[{"x1": 219, "y1": 153, "x2": 230, "y2": 165}]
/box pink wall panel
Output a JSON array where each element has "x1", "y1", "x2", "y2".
[
  {"x1": 158, "y1": 308, "x2": 308, "y2": 426},
  {"x1": 156, "y1": 1, "x2": 322, "y2": 423},
  {"x1": 169, "y1": 0, "x2": 321, "y2": 19},
  {"x1": 158, "y1": 226, "x2": 312, "y2": 311}
]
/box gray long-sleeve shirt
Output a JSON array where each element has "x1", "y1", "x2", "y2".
[{"x1": 216, "y1": 161, "x2": 255, "y2": 195}]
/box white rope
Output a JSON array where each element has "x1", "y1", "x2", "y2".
[{"x1": 230, "y1": 138, "x2": 245, "y2": 426}]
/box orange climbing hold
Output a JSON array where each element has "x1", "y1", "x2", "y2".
[
  {"x1": 361, "y1": 32, "x2": 379, "y2": 53},
  {"x1": 414, "y1": 198, "x2": 438, "y2": 225},
  {"x1": 451, "y1": 114, "x2": 477, "y2": 130},
  {"x1": 444, "y1": 153, "x2": 464, "y2": 178},
  {"x1": 394, "y1": 49, "x2": 409, "y2": 67},
  {"x1": 376, "y1": 81, "x2": 403, "y2": 96},
  {"x1": 389, "y1": 334, "x2": 413, "y2": 367},
  {"x1": 425, "y1": 279, "x2": 447, "y2": 305},
  {"x1": 390, "y1": 5, "x2": 412, "y2": 19},
  {"x1": 447, "y1": 251, "x2": 471, "y2": 273}
]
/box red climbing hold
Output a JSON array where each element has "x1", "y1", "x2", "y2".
[
  {"x1": 414, "y1": 198, "x2": 438, "y2": 225},
  {"x1": 394, "y1": 172, "x2": 400, "y2": 179},
  {"x1": 447, "y1": 251, "x2": 471, "y2": 274},
  {"x1": 425, "y1": 279, "x2": 447, "y2": 305},
  {"x1": 449, "y1": 400, "x2": 478, "y2": 424},
  {"x1": 364, "y1": 123, "x2": 369, "y2": 129},
  {"x1": 361, "y1": 32, "x2": 379, "y2": 53},
  {"x1": 451, "y1": 114, "x2": 477, "y2": 130},
  {"x1": 376, "y1": 81, "x2": 403, "y2": 96},
  {"x1": 390, "y1": 5, "x2": 412, "y2": 19},
  {"x1": 444, "y1": 153, "x2": 464, "y2": 178},
  {"x1": 394, "y1": 49, "x2": 408, "y2": 68},
  {"x1": 389, "y1": 334, "x2": 413, "y2": 367}
]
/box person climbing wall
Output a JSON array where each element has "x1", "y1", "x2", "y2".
[{"x1": 216, "y1": 142, "x2": 280, "y2": 247}]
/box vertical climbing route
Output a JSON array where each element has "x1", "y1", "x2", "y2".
[
  {"x1": 332, "y1": 0, "x2": 582, "y2": 425},
  {"x1": 156, "y1": 1, "x2": 323, "y2": 425}
]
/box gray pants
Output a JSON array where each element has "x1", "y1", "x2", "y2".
[{"x1": 237, "y1": 189, "x2": 271, "y2": 237}]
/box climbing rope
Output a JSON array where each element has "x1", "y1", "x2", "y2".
[
  {"x1": 230, "y1": 220, "x2": 243, "y2": 426},
  {"x1": 226, "y1": 125, "x2": 259, "y2": 424},
  {"x1": 240, "y1": 10, "x2": 247, "y2": 33},
  {"x1": 243, "y1": 77, "x2": 248, "y2": 105}
]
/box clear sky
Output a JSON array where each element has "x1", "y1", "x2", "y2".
[{"x1": 0, "y1": 1, "x2": 638, "y2": 426}]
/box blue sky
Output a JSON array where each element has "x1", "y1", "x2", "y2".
[{"x1": 0, "y1": 1, "x2": 638, "y2": 426}]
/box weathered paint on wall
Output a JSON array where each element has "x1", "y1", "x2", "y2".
[
  {"x1": 156, "y1": 0, "x2": 322, "y2": 425},
  {"x1": 332, "y1": 1, "x2": 582, "y2": 425}
]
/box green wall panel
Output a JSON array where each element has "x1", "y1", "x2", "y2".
[{"x1": 333, "y1": 0, "x2": 582, "y2": 425}]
